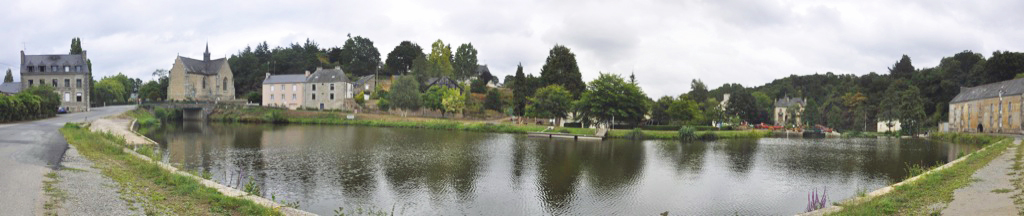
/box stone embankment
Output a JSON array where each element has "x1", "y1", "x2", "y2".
[{"x1": 86, "y1": 115, "x2": 316, "y2": 215}]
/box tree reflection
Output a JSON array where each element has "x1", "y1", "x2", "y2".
[
  {"x1": 581, "y1": 140, "x2": 645, "y2": 194},
  {"x1": 655, "y1": 140, "x2": 708, "y2": 176},
  {"x1": 718, "y1": 139, "x2": 759, "y2": 175}
]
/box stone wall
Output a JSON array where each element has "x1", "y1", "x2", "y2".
[
  {"x1": 262, "y1": 82, "x2": 304, "y2": 110},
  {"x1": 949, "y1": 94, "x2": 1023, "y2": 134},
  {"x1": 20, "y1": 73, "x2": 90, "y2": 112},
  {"x1": 167, "y1": 58, "x2": 235, "y2": 101},
  {"x1": 303, "y1": 81, "x2": 351, "y2": 110}
]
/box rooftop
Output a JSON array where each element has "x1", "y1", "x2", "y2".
[
  {"x1": 950, "y1": 78, "x2": 1024, "y2": 103},
  {"x1": 263, "y1": 74, "x2": 308, "y2": 84},
  {"x1": 0, "y1": 82, "x2": 21, "y2": 94}
]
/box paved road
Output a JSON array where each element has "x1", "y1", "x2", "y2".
[
  {"x1": 942, "y1": 137, "x2": 1021, "y2": 215},
  {"x1": 0, "y1": 105, "x2": 136, "y2": 216}
]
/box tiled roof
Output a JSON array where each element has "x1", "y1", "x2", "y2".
[
  {"x1": 263, "y1": 74, "x2": 307, "y2": 84},
  {"x1": 0, "y1": 82, "x2": 21, "y2": 94},
  {"x1": 775, "y1": 97, "x2": 805, "y2": 108},
  {"x1": 22, "y1": 54, "x2": 89, "y2": 73},
  {"x1": 353, "y1": 75, "x2": 375, "y2": 86},
  {"x1": 950, "y1": 78, "x2": 1024, "y2": 103},
  {"x1": 179, "y1": 56, "x2": 227, "y2": 75},
  {"x1": 306, "y1": 68, "x2": 349, "y2": 83}
]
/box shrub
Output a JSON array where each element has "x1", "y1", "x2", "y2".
[
  {"x1": 377, "y1": 98, "x2": 390, "y2": 111},
  {"x1": 698, "y1": 133, "x2": 718, "y2": 140},
  {"x1": 262, "y1": 110, "x2": 287, "y2": 123},
  {"x1": 678, "y1": 126, "x2": 696, "y2": 141},
  {"x1": 641, "y1": 125, "x2": 681, "y2": 131},
  {"x1": 625, "y1": 128, "x2": 645, "y2": 140},
  {"x1": 245, "y1": 92, "x2": 261, "y2": 104},
  {"x1": 355, "y1": 91, "x2": 366, "y2": 106}
]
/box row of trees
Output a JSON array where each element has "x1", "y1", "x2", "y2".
[{"x1": 0, "y1": 86, "x2": 60, "y2": 122}]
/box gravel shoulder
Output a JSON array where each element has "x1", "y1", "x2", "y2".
[
  {"x1": 88, "y1": 117, "x2": 156, "y2": 145},
  {"x1": 44, "y1": 144, "x2": 143, "y2": 216}
]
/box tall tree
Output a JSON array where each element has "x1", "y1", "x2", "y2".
[
  {"x1": 484, "y1": 88, "x2": 503, "y2": 112},
  {"x1": 339, "y1": 36, "x2": 381, "y2": 76},
  {"x1": 725, "y1": 90, "x2": 761, "y2": 124},
  {"x1": 384, "y1": 41, "x2": 424, "y2": 76},
  {"x1": 69, "y1": 37, "x2": 83, "y2": 54},
  {"x1": 667, "y1": 95, "x2": 701, "y2": 124},
  {"x1": 888, "y1": 55, "x2": 915, "y2": 80},
  {"x1": 980, "y1": 51, "x2": 1024, "y2": 84},
  {"x1": 390, "y1": 76, "x2": 421, "y2": 116},
  {"x1": 453, "y1": 43, "x2": 479, "y2": 81},
  {"x1": 427, "y1": 39, "x2": 454, "y2": 78},
  {"x1": 575, "y1": 73, "x2": 649, "y2": 126},
  {"x1": 3, "y1": 69, "x2": 12, "y2": 83},
  {"x1": 539, "y1": 45, "x2": 585, "y2": 98},
  {"x1": 528, "y1": 85, "x2": 572, "y2": 126},
  {"x1": 442, "y1": 87, "x2": 466, "y2": 116},
  {"x1": 650, "y1": 96, "x2": 674, "y2": 125},
  {"x1": 689, "y1": 79, "x2": 709, "y2": 103},
  {"x1": 512, "y1": 64, "x2": 527, "y2": 117}
]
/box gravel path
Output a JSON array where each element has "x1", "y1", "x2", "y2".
[
  {"x1": 52, "y1": 145, "x2": 143, "y2": 216},
  {"x1": 89, "y1": 117, "x2": 156, "y2": 145},
  {"x1": 942, "y1": 137, "x2": 1021, "y2": 215}
]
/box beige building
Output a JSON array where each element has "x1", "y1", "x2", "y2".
[
  {"x1": 948, "y1": 78, "x2": 1024, "y2": 134},
  {"x1": 19, "y1": 51, "x2": 91, "y2": 112},
  {"x1": 167, "y1": 45, "x2": 235, "y2": 101},
  {"x1": 773, "y1": 97, "x2": 805, "y2": 127},
  {"x1": 304, "y1": 67, "x2": 353, "y2": 110},
  {"x1": 262, "y1": 72, "x2": 309, "y2": 110}
]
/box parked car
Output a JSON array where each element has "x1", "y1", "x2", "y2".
[{"x1": 57, "y1": 107, "x2": 67, "y2": 114}]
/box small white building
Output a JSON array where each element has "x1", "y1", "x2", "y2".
[{"x1": 877, "y1": 120, "x2": 902, "y2": 133}]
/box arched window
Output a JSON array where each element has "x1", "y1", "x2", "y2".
[
  {"x1": 223, "y1": 78, "x2": 228, "y2": 91},
  {"x1": 202, "y1": 77, "x2": 207, "y2": 89}
]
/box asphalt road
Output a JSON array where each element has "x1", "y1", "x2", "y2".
[{"x1": 0, "y1": 105, "x2": 136, "y2": 215}]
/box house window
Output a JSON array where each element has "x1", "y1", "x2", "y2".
[
  {"x1": 75, "y1": 65, "x2": 82, "y2": 72},
  {"x1": 51, "y1": 65, "x2": 58, "y2": 72},
  {"x1": 292, "y1": 84, "x2": 296, "y2": 91},
  {"x1": 292, "y1": 94, "x2": 296, "y2": 100},
  {"x1": 202, "y1": 78, "x2": 207, "y2": 89},
  {"x1": 76, "y1": 79, "x2": 82, "y2": 88},
  {"x1": 64, "y1": 66, "x2": 70, "y2": 72},
  {"x1": 280, "y1": 94, "x2": 284, "y2": 101},
  {"x1": 76, "y1": 92, "x2": 82, "y2": 102},
  {"x1": 39, "y1": 66, "x2": 45, "y2": 72},
  {"x1": 52, "y1": 79, "x2": 58, "y2": 87},
  {"x1": 64, "y1": 92, "x2": 70, "y2": 102},
  {"x1": 330, "y1": 93, "x2": 335, "y2": 100},
  {"x1": 28, "y1": 80, "x2": 33, "y2": 86},
  {"x1": 312, "y1": 84, "x2": 317, "y2": 91},
  {"x1": 223, "y1": 78, "x2": 228, "y2": 91},
  {"x1": 270, "y1": 94, "x2": 274, "y2": 100},
  {"x1": 27, "y1": 66, "x2": 33, "y2": 72},
  {"x1": 347, "y1": 84, "x2": 353, "y2": 98},
  {"x1": 270, "y1": 85, "x2": 275, "y2": 91},
  {"x1": 312, "y1": 93, "x2": 316, "y2": 100},
  {"x1": 64, "y1": 79, "x2": 70, "y2": 88},
  {"x1": 330, "y1": 83, "x2": 335, "y2": 91}
]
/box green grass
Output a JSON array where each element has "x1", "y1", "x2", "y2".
[
  {"x1": 828, "y1": 134, "x2": 1010, "y2": 215},
  {"x1": 124, "y1": 109, "x2": 161, "y2": 135},
  {"x1": 59, "y1": 123, "x2": 279, "y2": 215},
  {"x1": 42, "y1": 171, "x2": 66, "y2": 216}
]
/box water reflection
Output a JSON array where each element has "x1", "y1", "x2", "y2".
[{"x1": 146, "y1": 123, "x2": 978, "y2": 215}]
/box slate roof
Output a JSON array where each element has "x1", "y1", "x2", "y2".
[
  {"x1": 353, "y1": 75, "x2": 375, "y2": 87},
  {"x1": 306, "y1": 68, "x2": 349, "y2": 83},
  {"x1": 0, "y1": 82, "x2": 22, "y2": 94},
  {"x1": 178, "y1": 56, "x2": 227, "y2": 75},
  {"x1": 263, "y1": 74, "x2": 307, "y2": 84},
  {"x1": 775, "y1": 97, "x2": 806, "y2": 108},
  {"x1": 22, "y1": 54, "x2": 89, "y2": 73},
  {"x1": 476, "y1": 65, "x2": 490, "y2": 76},
  {"x1": 950, "y1": 78, "x2": 1024, "y2": 103},
  {"x1": 424, "y1": 77, "x2": 462, "y2": 91}
]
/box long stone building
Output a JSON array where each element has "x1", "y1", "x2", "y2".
[
  {"x1": 167, "y1": 44, "x2": 235, "y2": 101},
  {"x1": 948, "y1": 78, "x2": 1024, "y2": 134},
  {"x1": 261, "y1": 66, "x2": 353, "y2": 110},
  {"x1": 19, "y1": 50, "x2": 91, "y2": 112}
]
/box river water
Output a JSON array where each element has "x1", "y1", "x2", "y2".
[{"x1": 144, "y1": 122, "x2": 978, "y2": 215}]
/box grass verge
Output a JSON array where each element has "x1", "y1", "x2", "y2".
[
  {"x1": 828, "y1": 134, "x2": 1010, "y2": 215},
  {"x1": 59, "y1": 123, "x2": 279, "y2": 215},
  {"x1": 42, "y1": 171, "x2": 66, "y2": 216}
]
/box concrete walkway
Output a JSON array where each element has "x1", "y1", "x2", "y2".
[{"x1": 942, "y1": 138, "x2": 1021, "y2": 215}]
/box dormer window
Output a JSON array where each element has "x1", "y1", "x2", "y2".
[
  {"x1": 51, "y1": 65, "x2": 58, "y2": 72},
  {"x1": 64, "y1": 66, "x2": 70, "y2": 72},
  {"x1": 75, "y1": 65, "x2": 82, "y2": 72},
  {"x1": 39, "y1": 66, "x2": 45, "y2": 72},
  {"x1": 26, "y1": 66, "x2": 33, "y2": 72}
]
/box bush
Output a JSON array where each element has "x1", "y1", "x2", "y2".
[
  {"x1": 262, "y1": 110, "x2": 287, "y2": 123},
  {"x1": 0, "y1": 86, "x2": 60, "y2": 122},
  {"x1": 377, "y1": 98, "x2": 390, "y2": 111},
  {"x1": 355, "y1": 91, "x2": 365, "y2": 106},
  {"x1": 625, "y1": 128, "x2": 645, "y2": 140},
  {"x1": 641, "y1": 125, "x2": 681, "y2": 131},
  {"x1": 678, "y1": 126, "x2": 696, "y2": 141},
  {"x1": 245, "y1": 92, "x2": 261, "y2": 104},
  {"x1": 697, "y1": 133, "x2": 718, "y2": 140}
]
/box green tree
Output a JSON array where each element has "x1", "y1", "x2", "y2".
[
  {"x1": 651, "y1": 96, "x2": 674, "y2": 125},
  {"x1": 410, "y1": 54, "x2": 434, "y2": 84},
  {"x1": 512, "y1": 64, "x2": 527, "y2": 117},
  {"x1": 423, "y1": 85, "x2": 447, "y2": 116},
  {"x1": 355, "y1": 91, "x2": 366, "y2": 106},
  {"x1": 94, "y1": 78, "x2": 127, "y2": 105},
  {"x1": 3, "y1": 69, "x2": 12, "y2": 83},
  {"x1": 841, "y1": 92, "x2": 869, "y2": 131},
  {"x1": 725, "y1": 90, "x2": 761, "y2": 124},
  {"x1": 667, "y1": 95, "x2": 701, "y2": 124},
  {"x1": 453, "y1": 43, "x2": 478, "y2": 81},
  {"x1": 470, "y1": 79, "x2": 487, "y2": 93},
  {"x1": 880, "y1": 80, "x2": 926, "y2": 135},
  {"x1": 980, "y1": 51, "x2": 1024, "y2": 84},
  {"x1": 540, "y1": 45, "x2": 585, "y2": 98},
  {"x1": 138, "y1": 80, "x2": 163, "y2": 101},
  {"x1": 427, "y1": 39, "x2": 454, "y2": 78},
  {"x1": 384, "y1": 41, "x2": 423, "y2": 76},
  {"x1": 889, "y1": 55, "x2": 915, "y2": 80},
  {"x1": 228, "y1": 46, "x2": 269, "y2": 95},
  {"x1": 442, "y1": 87, "x2": 465, "y2": 116},
  {"x1": 528, "y1": 85, "x2": 572, "y2": 125},
  {"x1": 389, "y1": 76, "x2": 421, "y2": 116},
  {"x1": 70, "y1": 37, "x2": 83, "y2": 54},
  {"x1": 575, "y1": 73, "x2": 649, "y2": 126},
  {"x1": 339, "y1": 35, "x2": 381, "y2": 77},
  {"x1": 484, "y1": 89, "x2": 502, "y2": 112},
  {"x1": 689, "y1": 79, "x2": 709, "y2": 102}
]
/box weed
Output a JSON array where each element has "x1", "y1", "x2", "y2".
[{"x1": 991, "y1": 188, "x2": 1012, "y2": 193}]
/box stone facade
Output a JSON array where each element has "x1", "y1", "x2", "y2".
[
  {"x1": 773, "y1": 97, "x2": 805, "y2": 126},
  {"x1": 19, "y1": 51, "x2": 91, "y2": 112},
  {"x1": 262, "y1": 72, "x2": 308, "y2": 110},
  {"x1": 167, "y1": 45, "x2": 235, "y2": 101},
  {"x1": 260, "y1": 67, "x2": 353, "y2": 110},
  {"x1": 948, "y1": 78, "x2": 1024, "y2": 134}
]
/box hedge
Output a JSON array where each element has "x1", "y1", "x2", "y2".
[{"x1": 0, "y1": 86, "x2": 61, "y2": 123}]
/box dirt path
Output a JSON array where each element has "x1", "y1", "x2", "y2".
[
  {"x1": 941, "y1": 137, "x2": 1021, "y2": 215},
  {"x1": 46, "y1": 145, "x2": 142, "y2": 215},
  {"x1": 88, "y1": 117, "x2": 156, "y2": 145}
]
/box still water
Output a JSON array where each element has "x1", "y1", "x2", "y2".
[{"x1": 145, "y1": 122, "x2": 978, "y2": 215}]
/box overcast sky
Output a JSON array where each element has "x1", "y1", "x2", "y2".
[{"x1": 3, "y1": 0, "x2": 1023, "y2": 97}]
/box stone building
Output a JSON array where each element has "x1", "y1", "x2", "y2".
[
  {"x1": 261, "y1": 72, "x2": 309, "y2": 110},
  {"x1": 948, "y1": 78, "x2": 1024, "y2": 134},
  {"x1": 167, "y1": 44, "x2": 235, "y2": 101},
  {"x1": 773, "y1": 96, "x2": 806, "y2": 126},
  {"x1": 19, "y1": 51, "x2": 91, "y2": 112},
  {"x1": 303, "y1": 67, "x2": 353, "y2": 110}
]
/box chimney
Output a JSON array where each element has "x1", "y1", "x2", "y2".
[
  {"x1": 335, "y1": 66, "x2": 341, "y2": 70},
  {"x1": 305, "y1": 70, "x2": 311, "y2": 77},
  {"x1": 82, "y1": 50, "x2": 87, "y2": 62},
  {"x1": 316, "y1": 67, "x2": 323, "y2": 71},
  {"x1": 20, "y1": 50, "x2": 25, "y2": 64},
  {"x1": 266, "y1": 73, "x2": 271, "y2": 79}
]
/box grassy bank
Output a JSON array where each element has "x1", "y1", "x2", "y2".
[
  {"x1": 828, "y1": 133, "x2": 1009, "y2": 215},
  {"x1": 205, "y1": 106, "x2": 769, "y2": 140},
  {"x1": 59, "y1": 123, "x2": 279, "y2": 215}
]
